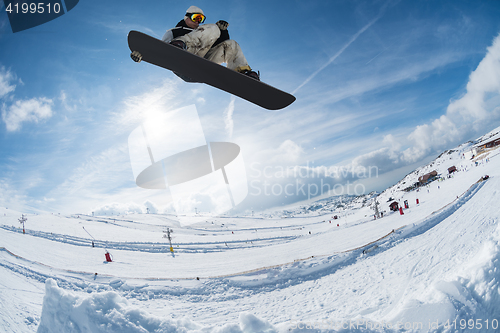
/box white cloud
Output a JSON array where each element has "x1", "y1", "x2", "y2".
[
  {"x1": 0, "y1": 66, "x2": 55, "y2": 132},
  {"x1": 0, "y1": 66, "x2": 17, "y2": 99},
  {"x1": 2, "y1": 97, "x2": 54, "y2": 132},
  {"x1": 279, "y1": 140, "x2": 304, "y2": 161},
  {"x1": 344, "y1": 33, "x2": 500, "y2": 172},
  {"x1": 401, "y1": 33, "x2": 500, "y2": 162},
  {"x1": 143, "y1": 200, "x2": 159, "y2": 214},
  {"x1": 224, "y1": 96, "x2": 235, "y2": 138},
  {"x1": 447, "y1": 33, "x2": 500, "y2": 123},
  {"x1": 59, "y1": 90, "x2": 77, "y2": 112},
  {"x1": 0, "y1": 178, "x2": 28, "y2": 212},
  {"x1": 92, "y1": 202, "x2": 144, "y2": 216},
  {"x1": 291, "y1": 33, "x2": 500, "y2": 189},
  {"x1": 255, "y1": 139, "x2": 304, "y2": 165},
  {"x1": 50, "y1": 144, "x2": 131, "y2": 198}
]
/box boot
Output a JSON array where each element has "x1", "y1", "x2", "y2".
[
  {"x1": 236, "y1": 65, "x2": 260, "y2": 81},
  {"x1": 244, "y1": 70, "x2": 260, "y2": 81}
]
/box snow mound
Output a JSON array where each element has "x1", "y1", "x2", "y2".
[
  {"x1": 390, "y1": 222, "x2": 500, "y2": 331},
  {"x1": 37, "y1": 279, "x2": 277, "y2": 333}
]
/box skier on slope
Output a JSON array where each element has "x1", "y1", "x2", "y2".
[{"x1": 159, "y1": 5, "x2": 260, "y2": 81}]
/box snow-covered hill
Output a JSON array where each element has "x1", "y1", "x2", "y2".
[{"x1": 1, "y1": 128, "x2": 500, "y2": 332}]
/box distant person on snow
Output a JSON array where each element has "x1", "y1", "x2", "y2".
[{"x1": 160, "y1": 5, "x2": 260, "y2": 81}]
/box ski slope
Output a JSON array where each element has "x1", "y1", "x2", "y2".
[{"x1": 1, "y1": 131, "x2": 500, "y2": 332}]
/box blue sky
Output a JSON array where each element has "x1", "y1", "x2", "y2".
[{"x1": 1, "y1": 0, "x2": 500, "y2": 214}]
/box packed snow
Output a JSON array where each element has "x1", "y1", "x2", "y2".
[{"x1": 1, "y1": 128, "x2": 500, "y2": 332}]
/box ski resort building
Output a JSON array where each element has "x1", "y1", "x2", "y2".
[
  {"x1": 389, "y1": 201, "x2": 399, "y2": 212},
  {"x1": 477, "y1": 137, "x2": 500, "y2": 153},
  {"x1": 418, "y1": 170, "x2": 438, "y2": 184}
]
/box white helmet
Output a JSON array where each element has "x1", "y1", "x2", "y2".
[{"x1": 186, "y1": 6, "x2": 204, "y2": 15}]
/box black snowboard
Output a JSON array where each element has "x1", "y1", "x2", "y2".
[{"x1": 127, "y1": 30, "x2": 295, "y2": 110}]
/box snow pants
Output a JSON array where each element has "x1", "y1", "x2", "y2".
[{"x1": 174, "y1": 24, "x2": 249, "y2": 72}]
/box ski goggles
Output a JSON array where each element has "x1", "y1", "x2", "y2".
[{"x1": 187, "y1": 13, "x2": 206, "y2": 23}]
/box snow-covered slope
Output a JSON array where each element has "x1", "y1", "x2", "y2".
[{"x1": 1, "y1": 129, "x2": 499, "y2": 332}]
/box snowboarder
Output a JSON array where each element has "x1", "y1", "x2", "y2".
[
  {"x1": 127, "y1": 7, "x2": 295, "y2": 110},
  {"x1": 159, "y1": 6, "x2": 259, "y2": 80}
]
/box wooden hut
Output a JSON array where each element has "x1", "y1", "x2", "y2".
[{"x1": 418, "y1": 170, "x2": 438, "y2": 184}]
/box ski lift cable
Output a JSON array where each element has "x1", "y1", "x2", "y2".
[{"x1": 82, "y1": 226, "x2": 96, "y2": 240}]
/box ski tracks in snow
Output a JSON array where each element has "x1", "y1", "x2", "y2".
[{"x1": 0, "y1": 176, "x2": 494, "y2": 329}]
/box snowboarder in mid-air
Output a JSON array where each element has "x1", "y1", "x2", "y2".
[
  {"x1": 127, "y1": 6, "x2": 295, "y2": 109},
  {"x1": 131, "y1": 6, "x2": 260, "y2": 81}
]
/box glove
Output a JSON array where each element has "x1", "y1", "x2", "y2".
[
  {"x1": 216, "y1": 20, "x2": 229, "y2": 31},
  {"x1": 130, "y1": 51, "x2": 142, "y2": 63}
]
